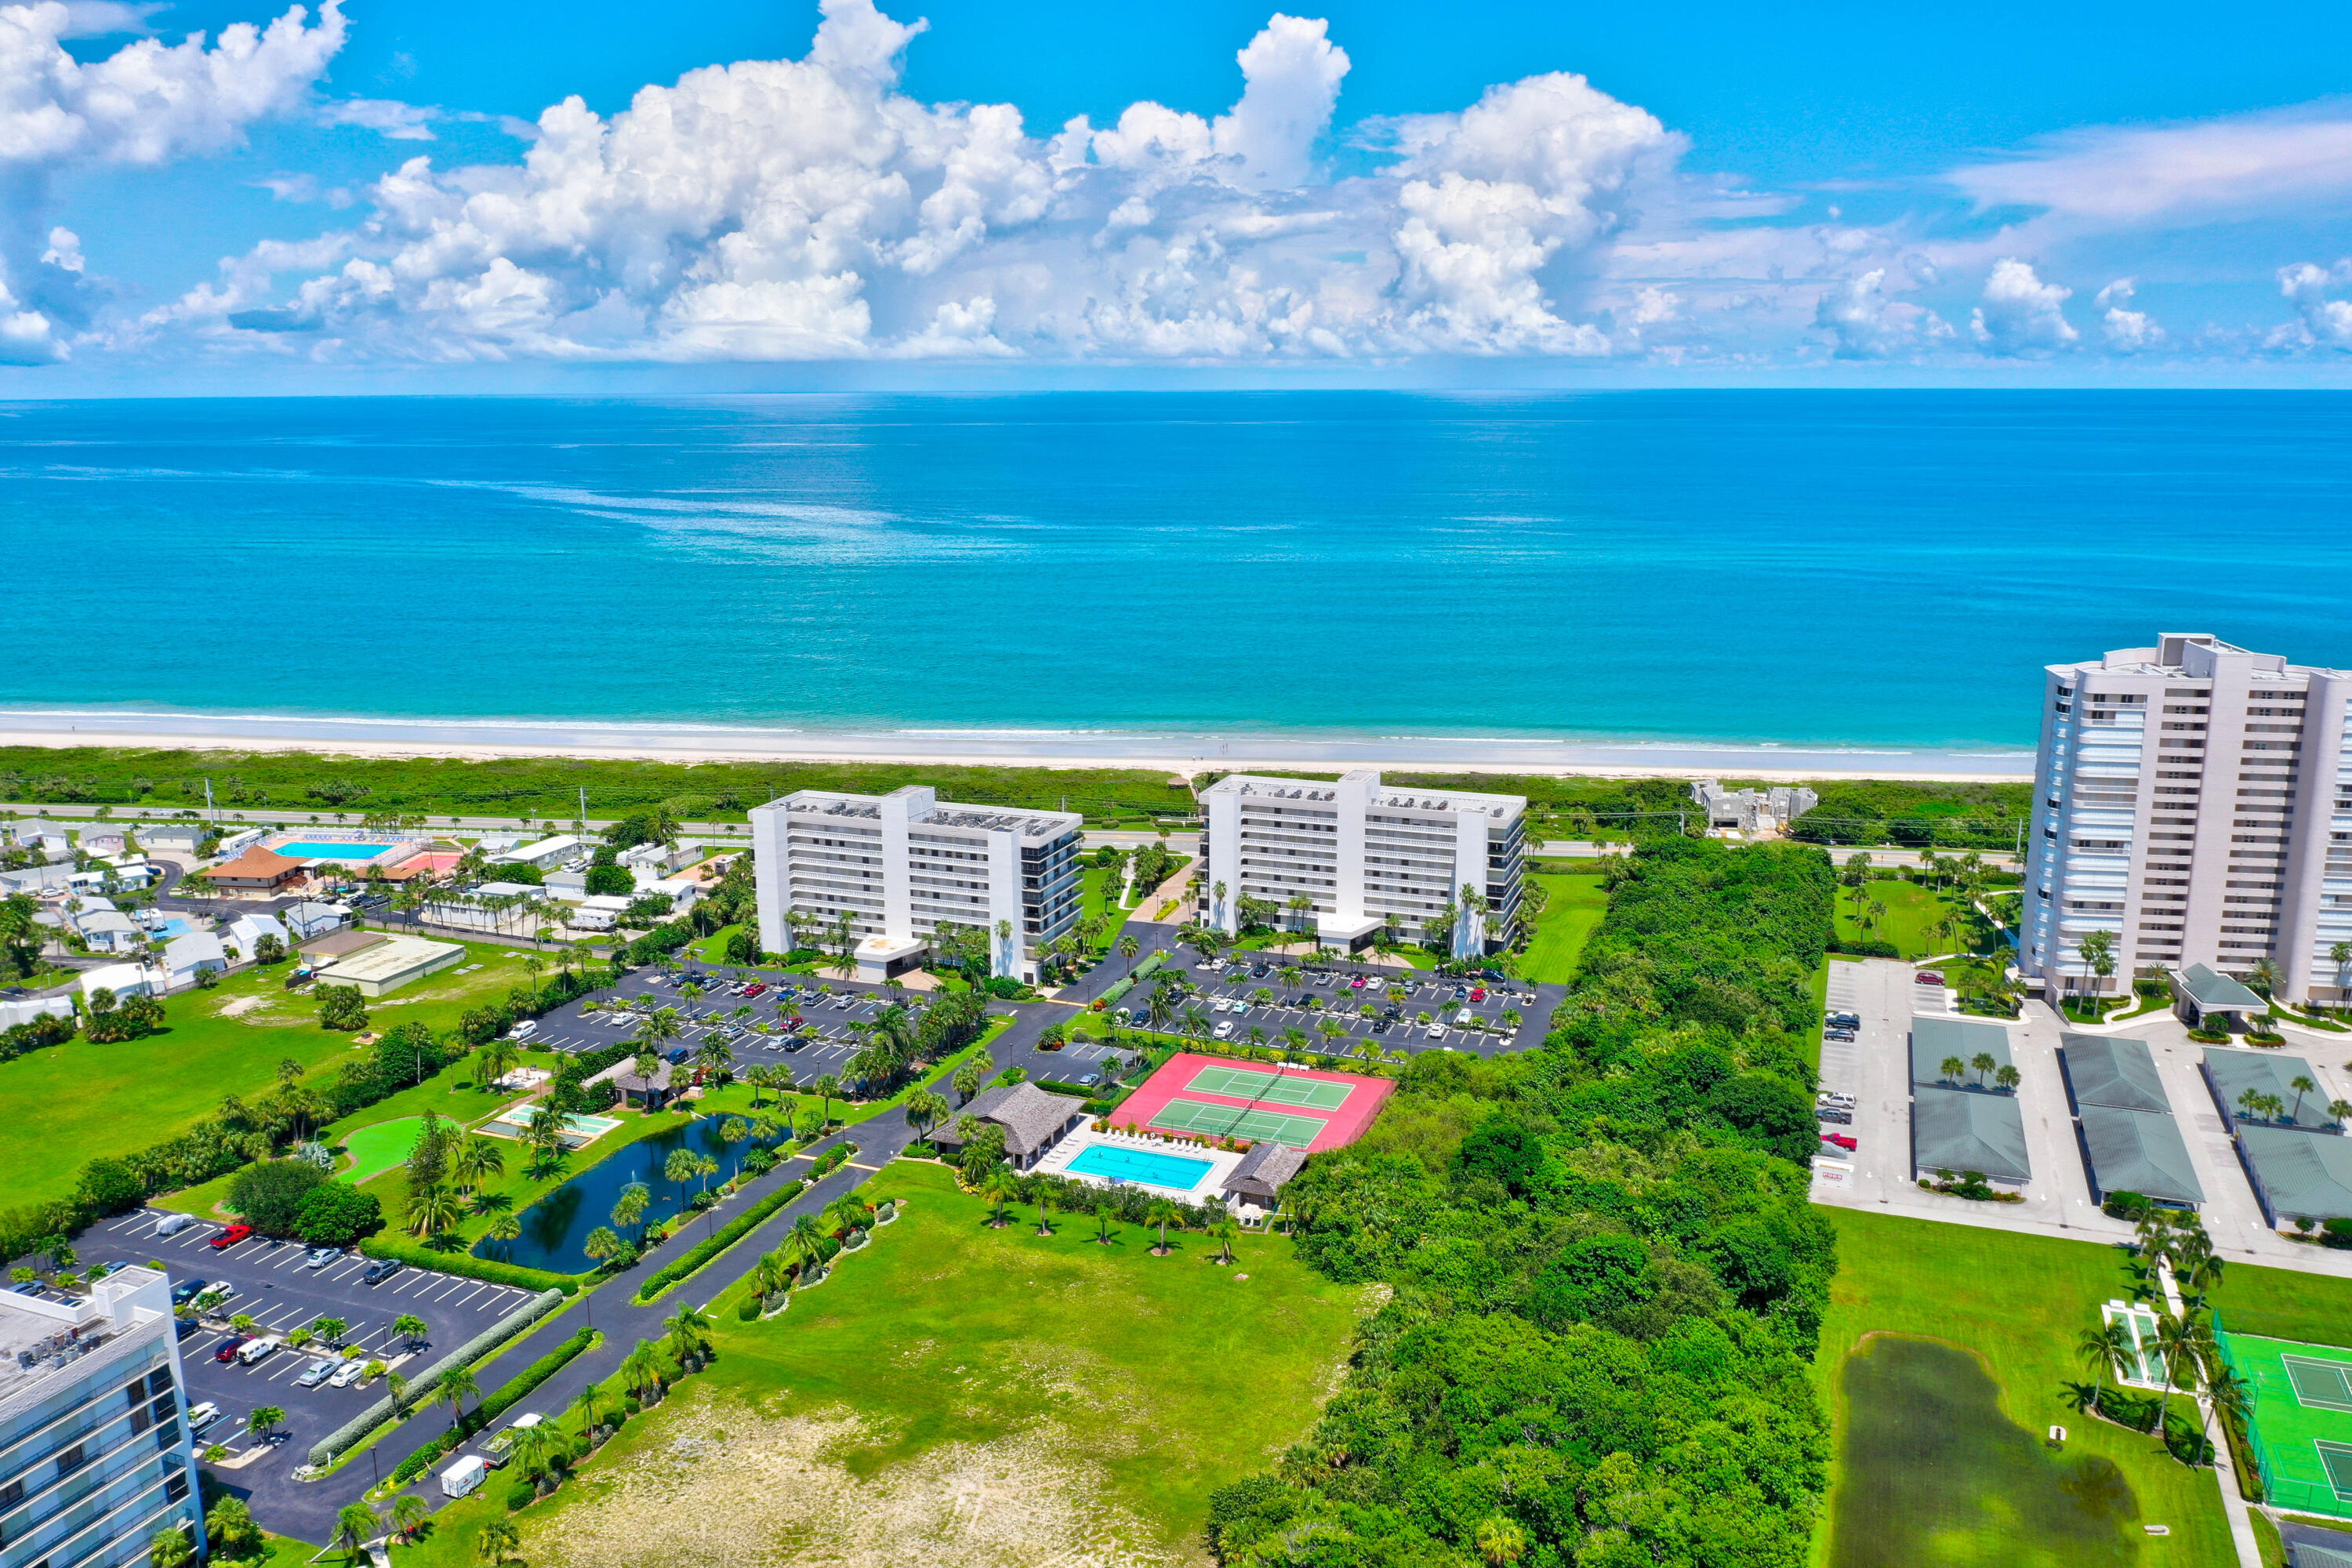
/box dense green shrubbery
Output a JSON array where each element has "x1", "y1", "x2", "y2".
[
  {"x1": 1788, "y1": 779, "x2": 2031, "y2": 848},
  {"x1": 633, "y1": 1178, "x2": 808, "y2": 1303},
  {"x1": 1208, "y1": 838, "x2": 1838, "y2": 1568}
]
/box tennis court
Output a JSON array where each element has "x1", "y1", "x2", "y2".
[
  {"x1": 1149, "y1": 1097, "x2": 1329, "y2": 1148},
  {"x1": 1186, "y1": 1063, "x2": 1355, "y2": 1110},
  {"x1": 2219, "y1": 1327, "x2": 2352, "y2": 1517}
]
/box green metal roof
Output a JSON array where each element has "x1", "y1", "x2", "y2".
[
  {"x1": 2180, "y1": 961, "x2": 2267, "y2": 1011},
  {"x1": 2203, "y1": 1047, "x2": 2334, "y2": 1131},
  {"x1": 2079, "y1": 1105, "x2": 2205, "y2": 1207},
  {"x1": 1911, "y1": 1014, "x2": 2016, "y2": 1089},
  {"x1": 1912, "y1": 1085, "x2": 2032, "y2": 1184},
  {"x1": 2061, "y1": 1033, "x2": 2172, "y2": 1114},
  {"x1": 2239, "y1": 1126, "x2": 2352, "y2": 1224}
]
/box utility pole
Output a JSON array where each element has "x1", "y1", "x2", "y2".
[{"x1": 203, "y1": 778, "x2": 214, "y2": 825}]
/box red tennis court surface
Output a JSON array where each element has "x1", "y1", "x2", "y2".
[{"x1": 1115, "y1": 1052, "x2": 1393, "y2": 1152}]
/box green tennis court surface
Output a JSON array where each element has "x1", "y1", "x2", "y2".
[
  {"x1": 339, "y1": 1116, "x2": 422, "y2": 1184},
  {"x1": 1149, "y1": 1096, "x2": 1328, "y2": 1148},
  {"x1": 1185, "y1": 1064, "x2": 1355, "y2": 1110},
  {"x1": 2221, "y1": 1329, "x2": 2352, "y2": 1516}
]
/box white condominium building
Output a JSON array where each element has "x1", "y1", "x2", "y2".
[
  {"x1": 750, "y1": 786, "x2": 1083, "y2": 983},
  {"x1": 2025, "y1": 633, "x2": 2352, "y2": 1004},
  {"x1": 1202, "y1": 769, "x2": 1525, "y2": 957},
  {"x1": 1, "y1": 1268, "x2": 205, "y2": 1568}
]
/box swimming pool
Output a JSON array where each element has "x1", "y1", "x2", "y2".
[
  {"x1": 1066, "y1": 1142, "x2": 1214, "y2": 1192},
  {"x1": 485, "y1": 1106, "x2": 622, "y2": 1145},
  {"x1": 274, "y1": 840, "x2": 391, "y2": 859}
]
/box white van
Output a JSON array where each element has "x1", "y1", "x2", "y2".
[
  {"x1": 439, "y1": 1454, "x2": 488, "y2": 1500},
  {"x1": 154, "y1": 1213, "x2": 196, "y2": 1237},
  {"x1": 235, "y1": 1336, "x2": 281, "y2": 1366},
  {"x1": 507, "y1": 1020, "x2": 538, "y2": 1040}
]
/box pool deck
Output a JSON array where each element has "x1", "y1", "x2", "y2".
[{"x1": 1035, "y1": 1127, "x2": 1246, "y2": 1200}]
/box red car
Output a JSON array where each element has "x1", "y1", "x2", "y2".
[
  {"x1": 1469, "y1": 987, "x2": 1486, "y2": 1002},
  {"x1": 1915, "y1": 971, "x2": 1945, "y2": 985},
  {"x1": 212, "y1": 1335, "x2": 250, "y2": 1363},
  {"x1": 209, "y1": 1223, "x2": 253, "y2": 1250},
  {"x1": 1820, "y1": 1133, "x2": 1858, "y2": 1152},
  {"x1": 742, "y1": 983, "x2": 767, "y2": 999}
]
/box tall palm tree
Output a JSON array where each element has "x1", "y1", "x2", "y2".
[
  {"x1": 664, "y1": 1302, "x2": 714, "y2": 1365},
  {"x1": 331, "y1": 1502, "x2": 380, "y2": 1567},
  {"x1": 583, "y1": 1226, "x2": 621, "y2": 1269},
  {"x1": 2150, "y1": 1310, "x2": 2202, "y2": 1450},
  {"x1": 619, "y1": 1339, "x2": 662, "y2": 1403},
  {"x1": 405, "y1": 1184, "x2": 462, "y2": 1239},
  {"x1": 814, "y1": 1073, "x2": 841, "y2": 1127},
  {"x1": 438, "y1": 1364, "x2": 480, "y2": 1433},
  {"x1": 1940, "y1": 1054, "x2": 1966, "y2": 1087},
  {"x1": 662, "y1": 1145, "x2": 699, "y2": 1200},
  {"x1": 905, "y1": 1087, "x2": 951, "y2": 1142},
  {"x1": 612, "y1": 1181, "x2": 650, "y2": 1240},
  {"x1": 2291, "y1": 1074, "x2": 2318, "y2": 1123},
  {"x1": 1969, "y1": 1051, "x2": 1997, "y2": 1087},
  {"x1": 1210, "y1": 1213, "x2": 1239, "y2": 1265},
  {"x1": 2077, "y1": 1319, "x2": 2133, "y2": 1407},
  {"x1": 980, "y1": 1167, "x2": 1020, "y2": 1227},
  {"x1": 388, "y1": 1494, "x2": 428, "y2": 1544},
  {"x1": 485, "y1": 1211, "x2": 522, "y2": 1258},
  {"x1": 451, "y1": 1136, "x2": 505, "y2": 1196},
  {"x1": 784, "y1": 1214, "x2": 828, "y2": 1283},
  {"x1": 1145, "y1": 1196, "x2": 1180, "y2": 1254}
]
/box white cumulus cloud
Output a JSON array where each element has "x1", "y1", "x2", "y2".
[
  {"x1": 142, "y1": 0, "x2": 1675, "y2": 365},
  {"x1": 2092, "y1": 278, "x2": 2163, "y2": 353},
  {"x1": 1813, "y1": 268, "x2": 1950, "y2": 359},
  {"x1": 2276, "y1": 260, "x2": 2352, "y2": 349},
  {"x1": 1970, "y1": 259, "x2": 2077, "y2": 356}
]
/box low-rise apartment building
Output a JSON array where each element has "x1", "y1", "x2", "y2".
[
  {"x1": 1201, "y1": 769, "x2": 1525, "y2": 956},
  {"x1": 2024, "y1": 632, "x2": 2352, "y2": 1004},
  {"x1": 750, "y1": 786, "x2": 1083, "y2": 982},
  {"x1": 0, "y1": 1268, "x2": 205, "y2": 1568}
]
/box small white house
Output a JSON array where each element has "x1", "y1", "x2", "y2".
[
  {"x1": 7, "y1": 819, "x2": 70, "y2": 849},
  {"x1": 543, "y1": 869, "x2": 589, "y2": 899},
  {"x1": 569, "y1": 895, "x2": 635, "y2": 931},
  {"x1": 470, "y1": 833, "x2": 524, "y2": 855},
  {"x1": 103, "y1": 857, "x2": 158, "y2": 889},
  {"x1": 0, "y1": 861, "x2": 73, "y2": 895},
  {"x1": 494, "y1": 835, "x2": 584, "y2": 871},
  {"x1": 220, "y1": 913, "x2": 289, "y2": 963},
  {"x1": 0, "y1": 994, "x2": 74, "y2": 1030},
  {"x1": 619, "y1": 841, "x2": 691, "y2": 875},
  {"x1": 161, "y1": 931, "x2": 228, "y2": 989},
  {"x1": 75, "y1": 910, "x2": 142, "y2": 954},
  {"x1": 641, "y1": 878, "x2": 702, "y2": 914},
  {"x1": 472, "y1": 881, "x2": 547, "y2": 901},
  {"x1": 214, "y1": 826, "x2": 266, "y2": 858},
  {"x1": 80, "y1": 962, "x2": 156, "y2": 1000},
  {"x1": 284, "y1": 901, "x2": 352, "y2": 939},
  {"x1": 139, "y1": 822, "x2": 208, "y2": 854}
]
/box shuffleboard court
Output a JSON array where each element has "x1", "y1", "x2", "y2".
[
  {"x1": 1149, "y1": 1096, "x2": 1328, "y2": 1149},
  {"x1": 1185, "y1": 1063, "x2": 1356, "y2": 1110}
]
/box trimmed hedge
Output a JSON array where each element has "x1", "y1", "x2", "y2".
[
  {"x1": 309, "y1": 1287, "x2": 567, "y2": 1467},
  {"x1": 358, "y1": 1235, "x2": 580, "y2": 1296},
  {"x1": 385, "y1": 1324, "x2": 597, "y2": 1486},
  {"x1": 633, "y1": 1178, "x2": 808, "y2": 1304}
]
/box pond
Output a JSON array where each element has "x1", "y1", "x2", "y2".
[
  {"x1": 1830, "y1": 1334, "x2": 2143, "y2": 1568},
  {"x1": 475, "y1": 1115, "x2": 775, "y2": 1274}
]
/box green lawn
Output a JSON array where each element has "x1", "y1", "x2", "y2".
[
  {"x1": 3, "y1": 938, "x2": 536, "y2": 1207},
  {"x1": 2207, "y1": 1258, "x2": 2352, "y2": 1346},
  {"x1": 1835, "y1": 877, "x2": 1965, "y2": 960},
  {"x1": 1814, "y1": 1208, "x2": 2234, "y2": 1568},
  {"x1": 387, "y1": 1160, "x2": 1372, "y2": 1568},
  {"x1": 1520, "y1": 871, "x2": 1609, "y2": 984}
]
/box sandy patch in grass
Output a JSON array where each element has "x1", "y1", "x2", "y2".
[
  {"x1": 218, "y1": 996, "x2": 267, "y2": 1017},
  {"x1": 539, "y1": 1396, "x2": 1185, "y2": 1568}
]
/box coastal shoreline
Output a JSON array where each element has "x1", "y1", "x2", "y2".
[{"x1": 0, "y1": 711, "x2": 2036, "y2": 782}]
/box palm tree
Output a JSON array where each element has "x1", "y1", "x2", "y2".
[
  {"x1": 814, "y1": 1073, "x2": 841, "y2": 1127},
  {"x1": 1091, "y1": 1201, "x2": 1116, "y2": 1246},
  {"x1": 663, "y1": 1145, "x2": 699, "y2": 1199},
  {"x1": 2150, "y1": 1310, "x2": 2201, "y2": 1450},
  {"x1": 474, "y1": 1517, "x2": 522, "y2": 1568},
  {"x1": 1210, "y1": 1212, "x2": 1239, "y2": 1265},
  {"x1": 2332, "y1": 1099, "x2": 2352, "y2": 1131},
  {"x1": 606, "y1": 1181, "x2": 649, "y2": 1243},
  {"x1": 784, "y1": 1214, "x2": 828, "y2": 1283},
  {"x1": 1994, "y1": 1064, "x2": 2021, "y2": 1093},
  {"x1": 438, "y1": 1364, "x2": 480, "y2": 1432},
  {"x1": 485, "y1": 1211, "x2": 522, "y2": 1258},
  {"x1": 2291, "y1": 1073, "x2": 2318, "y2": 1123},
  {"x1": 1969, "y1": 1051, "x2": 1997, "y2": 1087},
  {"x1": 904, "y1": 1087, "x2": 951, "y2": 1142},
  {"x1": 1145, "y1": 1196, "x2": 1180, "y2": 1254},
  {"x1": 2077, "y1": 1319, "x2": 2133, "y2": 1408},
  {"x1": 452, "y1": 1136, "x2": 505, "y2": 1196},
  {"x1": 1940, "y1": 1054, "x2": 1965, "y2": 1087},
  {"x1": 389, "y1": 1494, "x2": 428, "y2": 1543},
  {"x1": 663, "y1": 1301, "x2": 713, "y2": 1365},
  {"x1": 508, "y1": 1421, "x2": 555, "y2": 1491},
  {"x1": 583, "y1": 1226, "x2": 622, "y2": 1269},
  {"x1": 951, "y1": 1058, "x2": 985, "y2": 1105},
  {"x1": 405, "y1": 1184, "x2": 462, "y2": 1239},
  {"x1": 1118, "y1": 933, "x2": 1140, "y2": 964},
  {"x1": 619, "y1": 1339, "x2": 662, "y2": 1403},
  {"x1": 332, "y1": 1502, "x2": 380, "y2": 1567},
  {"x1": 980, "y1": 1167, "x2": 1020, "y2": 1227},
  {"x1": 393, "y1": 1313, "x2": 430, "y2": 1352},
  {"x1": 751, "y1": 1247, "x2": 792, "y2": 1308},
  {"x1": 1474, "y1": 1515, "x2": 1526, "y2": 1567},
  {"x1": 150, "y1": 1528, "x2": 196, "y2": 1568}
]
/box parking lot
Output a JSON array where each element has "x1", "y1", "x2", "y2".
[
  {"x1": 82, "y1": 1208, "x2": 539, "y2": 1461},
  {"x1": 1131, "y1": 956, "x2": 1547, "y2": 1057},
  {"x1": 520, "y1": 965, "x2": 942, "y2": 1073}
]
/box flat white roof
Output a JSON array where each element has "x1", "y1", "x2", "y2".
[{"x1": 319, "y1": 933, "x2": 465, "y2": 983}]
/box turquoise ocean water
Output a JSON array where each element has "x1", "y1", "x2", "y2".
[{"x1": 1, "y1": 390, "x2": 2346, "y2": 753}]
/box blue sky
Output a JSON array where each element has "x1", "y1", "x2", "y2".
[{"x1": 5, "y1": 0, "x2": 2350, "y2": 388}]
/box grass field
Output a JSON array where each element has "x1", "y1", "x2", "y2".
[
  {"x1": 384, "y1": 1160, "x2": 1374, "y2": 1568},
  {"x1": 1520, "y1": 871, "x2": 1609, "y2": 984},
  {"x1": 1835, "y1": 877, "x2": 1963, "y2": 960},
  {"x1": 2, "y1": 938, "x2": 537, "y2": 1207},
  {"x1": 1814, "y1": 1208, "x2": 2234, "y2": 1568}
]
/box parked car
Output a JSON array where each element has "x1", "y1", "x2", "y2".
[
  {"x1": 209, "y1": 1224, "x2": 253, "y2": 1250},
  {"x1": 666, "y1": 1047, "x2": 690, "y2": 1065},
  {"x1": 1821, "y1": 1133, "x2": 1858, "y2": 1152},
  {"x1": 296, "y1": 1359, "x2": 337, "y2": 1388},
  {"x1": 170, "y1": 1277, "x2": 208, "y2": 1306},
  {"x1": 1212, "y1": 998, "x2": 1232, "y2": 1014},
  {"x1": 305, "y1": 1246, "x2": 340, "y2": 1269},
  {"x1": 187, "y1": 1401, "x2": 222, "y2": 1435},
  {"x1": 330, "y1": 1357, "x2": 369, "y2": 1388},
  {"x1": 212, "y1": 1336, "x2": 249, "y2": 1363},
  {"x1": 1370, "y1": 1020, "x2": 1393, "y2": 1035},
  {"x1": 507, "y1": 1020, "x2": 538, "y2": 1040},
  {"x1": 1824, "y1": 1031, "x2": 1857, "y2": 1044},
  {"x1": 742, "y1": 984, "x2": 767, "y2": 999},
  {"x1": 1916, "y1": 972, "x2": 1944, "y2": 985},
  {"x1": 1816, "y1": 1109, "x2": 1853, "y2": 1125},
  {"x1": 1425, "y1": 1024, "x2": 1446, "y2": 1040},
  {"x1": 1213, "y1": 1022, "x2": 1236, "y2": 1040},
  {"x1": 236, "y1": 1337, "x2": 281, "y2": 1366},
  {"x1": 361, "y1": 1259, "x2": 403, "y2": 1286},
  {"x1": 1469, "y1": 987, "x2": 1486, "y2": 1002},
  {"x1": 155, "y1": 1212, "x2": 197, "y2": 1237}
]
